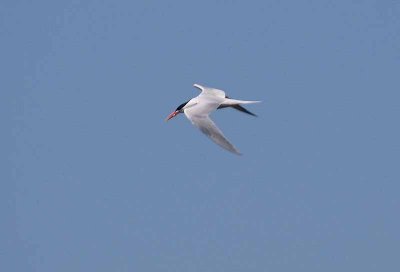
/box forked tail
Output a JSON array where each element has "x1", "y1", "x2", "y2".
[{"x1": 224, "y1": 99, "x2": 261, "y2": 105}]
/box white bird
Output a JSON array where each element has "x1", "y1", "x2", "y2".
[{"x1": 166, "y1": 84, "x2": 261, "y2": 155}]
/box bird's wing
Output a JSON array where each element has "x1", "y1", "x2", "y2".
[
  {"x1": 217, "y1": 104, "x2": 258, "y2": 117},
  {"x1": 184, "y1": 105, "x2": 241, "y2": 155},
  {"x1": 193, "y1": 84, "x2": 226, "y2": 98}
]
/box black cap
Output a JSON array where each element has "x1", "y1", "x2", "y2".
[{"x1": 176, "y1": 101, "x2": 189, "y2": 111}]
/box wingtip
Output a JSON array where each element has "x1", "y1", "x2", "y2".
[
  {"x1": 231, "y1": 148, "x2": 242, "y2": 156},
  {"x1": 193, "y1": 83, "x2": 204, "y2": 90},
  {"x1": 250, "y1": 111, "x2": 258, "y2": 118}
]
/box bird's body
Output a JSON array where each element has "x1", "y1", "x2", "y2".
[{"x1": 166, "y1": 84, "x2": 260, "y2": 155}]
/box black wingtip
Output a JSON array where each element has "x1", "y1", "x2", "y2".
[{"x1": 232, "y1": 105, "x2": 258, "y2": 117}]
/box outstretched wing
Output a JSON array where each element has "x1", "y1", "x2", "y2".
[
  {"x1": 217, "y1": 104, "x2": 258, "y2": 117},
  {"x1": 184, "y1": 112, "x2": 241, "y2": 155},
  {"x1": 193, "y1": 84, "x2": 226, "y2": 98}
]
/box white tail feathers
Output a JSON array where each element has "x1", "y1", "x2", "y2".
[{"x1": 224, "y1": 99, "x2": 261, "y2": 105}]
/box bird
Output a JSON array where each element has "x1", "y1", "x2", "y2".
[{"x1": 166, "y1": 84, "x2": 261, "y2": 155}]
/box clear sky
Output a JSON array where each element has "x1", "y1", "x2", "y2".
[{"x1": 4, "y1": 0, "x2": 400, "y2": 271}]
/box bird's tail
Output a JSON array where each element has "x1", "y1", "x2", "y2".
[{"x1": 224, "y1": 99, "x2": 261, "y2": 105}]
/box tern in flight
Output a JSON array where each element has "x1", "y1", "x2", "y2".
[{"x1": 166, "y1": 84, "x2": 261, "y2": 155}]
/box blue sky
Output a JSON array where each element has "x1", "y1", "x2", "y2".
[{"x1": 4, "y1": 1, "x2": 400, "y2": 271}]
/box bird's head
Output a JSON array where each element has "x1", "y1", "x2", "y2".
[{"x1": 165, "y1": 101, "x2": 189, "y2": 121}]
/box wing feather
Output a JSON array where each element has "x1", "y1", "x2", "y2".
[
  {"x1": 185, "y1": 114, "x2": 241, "y2": 155},
  {"x1": 193, "y1": 84, "x2": 226, "y2": 98}
]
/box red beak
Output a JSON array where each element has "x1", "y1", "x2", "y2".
[{"x1": 165, "y1": 110, "x2": 179, "y2": 121}]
